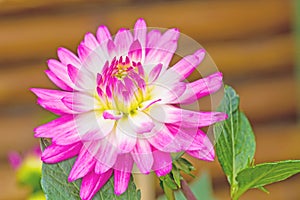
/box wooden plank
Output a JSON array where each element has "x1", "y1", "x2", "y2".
[
  {"x1": 206, "y1": 34, "x2": 294, "y2": 77},
  {"x1": 236, "y1": 75, "x2": 297, "y2": 122},
  {"x1": 0, "y1": 0, "x2": 291, "y2": 64}
]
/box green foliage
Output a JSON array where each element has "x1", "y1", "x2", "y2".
[
  {"x1": 235, "y1": 160, "x2": 300, "y2": 199},
  {"x1": 158, "y1": 172, "x2": 215, "y2": 200},
  {"x1": 213, "y1": 86, "x2": 255, "y2": 195},
  {"x1": 40, "y1": 139, "x2": 141, "y2": 200},
  {"x1": 214, "y1": 85, "x2": 300, "y2": 199},
  {"x1": 159, "y1": 157, "x2": 195, "y2": 200}
]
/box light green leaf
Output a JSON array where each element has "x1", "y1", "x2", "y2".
[
  {"x1": 158, "y1": 172, "x2": 215, "y2": 200},
  {"x1": 234, "y1": 160, "x2": 300, "y2": 199},
  {"x1": 40, "y1": 139, "x2": 140, "y2": 200},
  {"x1": 213, "y1": 86, "x2": 256, "y2": 194}
]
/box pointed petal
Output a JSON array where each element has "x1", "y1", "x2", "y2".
[
  {"x1": 114, "y1": 28, "x2": 133, "y2": 55},
  {"x1": 116, "y1": 119, "x2": 137, "y2": 153},
  {"x1": 150, "y1": 82, "x2": 186, "y2": 104},
  {"x1": 149, "y1": 104, "x2": 227, "y2": 127},
  {"x1": 128, "y1": 40, "x2": 142, "y2": 62},
  {"x1": 148, "y1": 63, "x2": 163, "y2": 83},
  {"x1": 96, "y1": 25, "x2": 112, "y2": 44},
  {"x1": 128, "y1": 111, "x2": 154, "y2": 134},
  {"x1": 145, "y1": 28, "x2": 179, "y2": 68},
  {"x1": 152, "y1": 150, "x2": 172, "y2": 177},
  {"x1": 78, "y1": 43, "x2": 92, "y2": 62},
  {"x1": 147, "y1": 122, "x2": 181, "y2": 152},
  {"x1": 134, "y1": 18, "x2": 147, "y2": 46},
  {"x1": 92, "y1": 135, "x2": 118, "y2": 172},
  {"x1": 57, "y1": 47, "x2": 81, "y2": 69},
  {"x1": 177, "y1": 72, "x2": 223, "y2": 104},
  {"x1": 75, "y1": 112, "x2": 115, "y2": 141},
  {"x1": 80, "y1": 170, "x2": 113, "y2": 200},
  {"x1": 47, "y1": 59, "x2": 75, "y2": 89},
  {"x1": 114, "y1": 154, "x2": 134, "y2": 195},
  {"x1": 42, "y1": 142, "x2": 82, "y2": 163},
  {"x1": 34, "y1": 115, "x2": 74, "y2": 138},
  {"x1": 185, "y1": 129, "x2": 215, "y2": 161},
  {"x1": 131, "y1": 139, "x2": 153, "y2": 174},
  {"x1": 62, "y1": 92, "x2": 95, "y2": 112},
  {"x1": 68, "y1": 146, "x2": 96, "y2": 181},
  {"x1": 83, "y1": 32, "x2": 99, "y2": 50},
  {"x1": 169, "y1": 49, "x2": 205, "y2": 81},
  {"x1": 45, "y1": 70, "x2": 73, "y2": 91}
]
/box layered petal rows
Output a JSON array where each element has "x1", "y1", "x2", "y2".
[{"x1": 32, "y1": 18, "x2": 227, "y2": 200}]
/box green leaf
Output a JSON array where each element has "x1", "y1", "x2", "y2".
[
  {"x1": 174, "y1": 158, "x2": 195, "y2": 177},
  {"x1": 40, "y1": 139, "x2": 141, "y2": 200},
  {"x1": 160, "y1": 174, "x2": 178, "y2": 190},
  {"x1": 172, "y1": 165, "x2": 181, "y2": 188},
  {"x1": 158, "y1": 172, "x2": 215, "y2": 200},
  {"x1": 234, "y1": 160, "x2": 300, "y2": 199},
  {"x1": 213, "y1": 86, "x2": 256, "y2": 194}
]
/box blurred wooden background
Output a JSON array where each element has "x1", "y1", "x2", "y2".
[{"x1": 0, "y1": 0, "x2": 299, "y2": 199}]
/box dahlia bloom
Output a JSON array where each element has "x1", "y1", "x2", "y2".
[{"x1": 32, "y1": 18, "x2": 226, "y2": 200}]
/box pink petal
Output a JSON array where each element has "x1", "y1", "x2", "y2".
[
  {"x1": 134, "y1": 18, "x2": 147, "y2": 47},
  {"x1": 131, "y1": 139, "x2": 153, "y2": 174},
  {"x1": 47, "y1": 59, "x2": 75, "y2": 89},
  {"x1": 42, "y1": 142, "x2": 82, "y2": 163},
  {"x1": 148, "y1": 63, "x2": 163, "y2": 83},
  {"x1": 30, "y1": 88, "x2": 71, "y2": 100},
  {"x1": 146, "y1": 30, "x2": 161, "y2": 50},
  {"x1": 83, "y1": 32, "x2": 99, "y2": 50},
  {"x1": 62, "y1": 92, "x2": 95, "y2": 112},
  {"x1": 77, "y1": 43, "x2": 92, "y2": 62},
  {"x1": 34, "y1": 115, "x2": 74, "y2": 138},
  {"x1": 96, "y1": 25, "x2": 112, "y2": 44},
  {"x1": 37, "y1": 98, "x2": 75, "y2": 115},
  {"x1": 152, "y1": 150, "x2": 172, "y2": 177},
  {"x1": 68, "y1": 146, "x2": 96, "y2": 181},
  {"x1": 114, "y1": 154, "x2": 134, "y2": 195},
  {"x1": 169, "y1": 49, "x2": 205, "y2": 81},
  {"x1": 103, "y1": 110, "x2": 123, "y2": 120},
  {"x1": 128, "y1": 111, "x2": 154, "y2": 134},
  {"x1": 128, "y1": 40, "x2": 142, "y2": 62},
  {"x1": 186, "y1": 148, "x2": 215, "y2": 162},
  {"x1": 147, "y1": 122, "x2": 181, "y2": 152},
  {"x1": 145, "y1": 28, "x2": 179, "y2": 68},
  {"x1": 134, "y1": 18, "x2": 147, "y2": 61},
  {"x1": 150, "y1": 82, "x2": 186, "y2": 104},
  {"x1": 116, "y1": 119, "x2": 137, "y2": 153},
  {"x1": 149, "y1": 104, "x2": 227, "y2": 127},
  {"x1": 45, "y1": 70, "x2": 73, "y2": 91},
  {"x1": 177, "y1": 72, "x2": 223, "y2": 104},
  {"x1": 114, "y1": 28, "x2": 133, "y2": 55},
  {"x1": 67, "y1": 64, "x2": 79, "y2": 83},
  {"x1": 80, "y1": 170, "x2": 113, "y2": 200},
  {"x1": 75, "y1": 112, "x2": 115, "y2": 141},
  {"x1": 57, "y1": 47, "x2": 81, "y2": 69},
  {"x1": 92, "y1": 135, "x2": 118, "y2": 172}
]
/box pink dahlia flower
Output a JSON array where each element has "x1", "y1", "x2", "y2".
[{"x1": 32, "y1": 18, "x2": 227, "y2": 200}]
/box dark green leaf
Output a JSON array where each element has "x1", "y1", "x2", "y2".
[
  {"x1": 234, "y1": 160, "x2": 300, "y2": 199},
  {"x1": 172, "y1": 165, "x2": 181, "y2": 188},
  {"x1": 213, "y1": 86, "x2": 256, "y2": 191},
  {"x1": 160, "y1": 174, "x2": 178, "y2": 190},
  {"x1": 40, "y1": 139, "x2": 140, "y2": 200}
]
